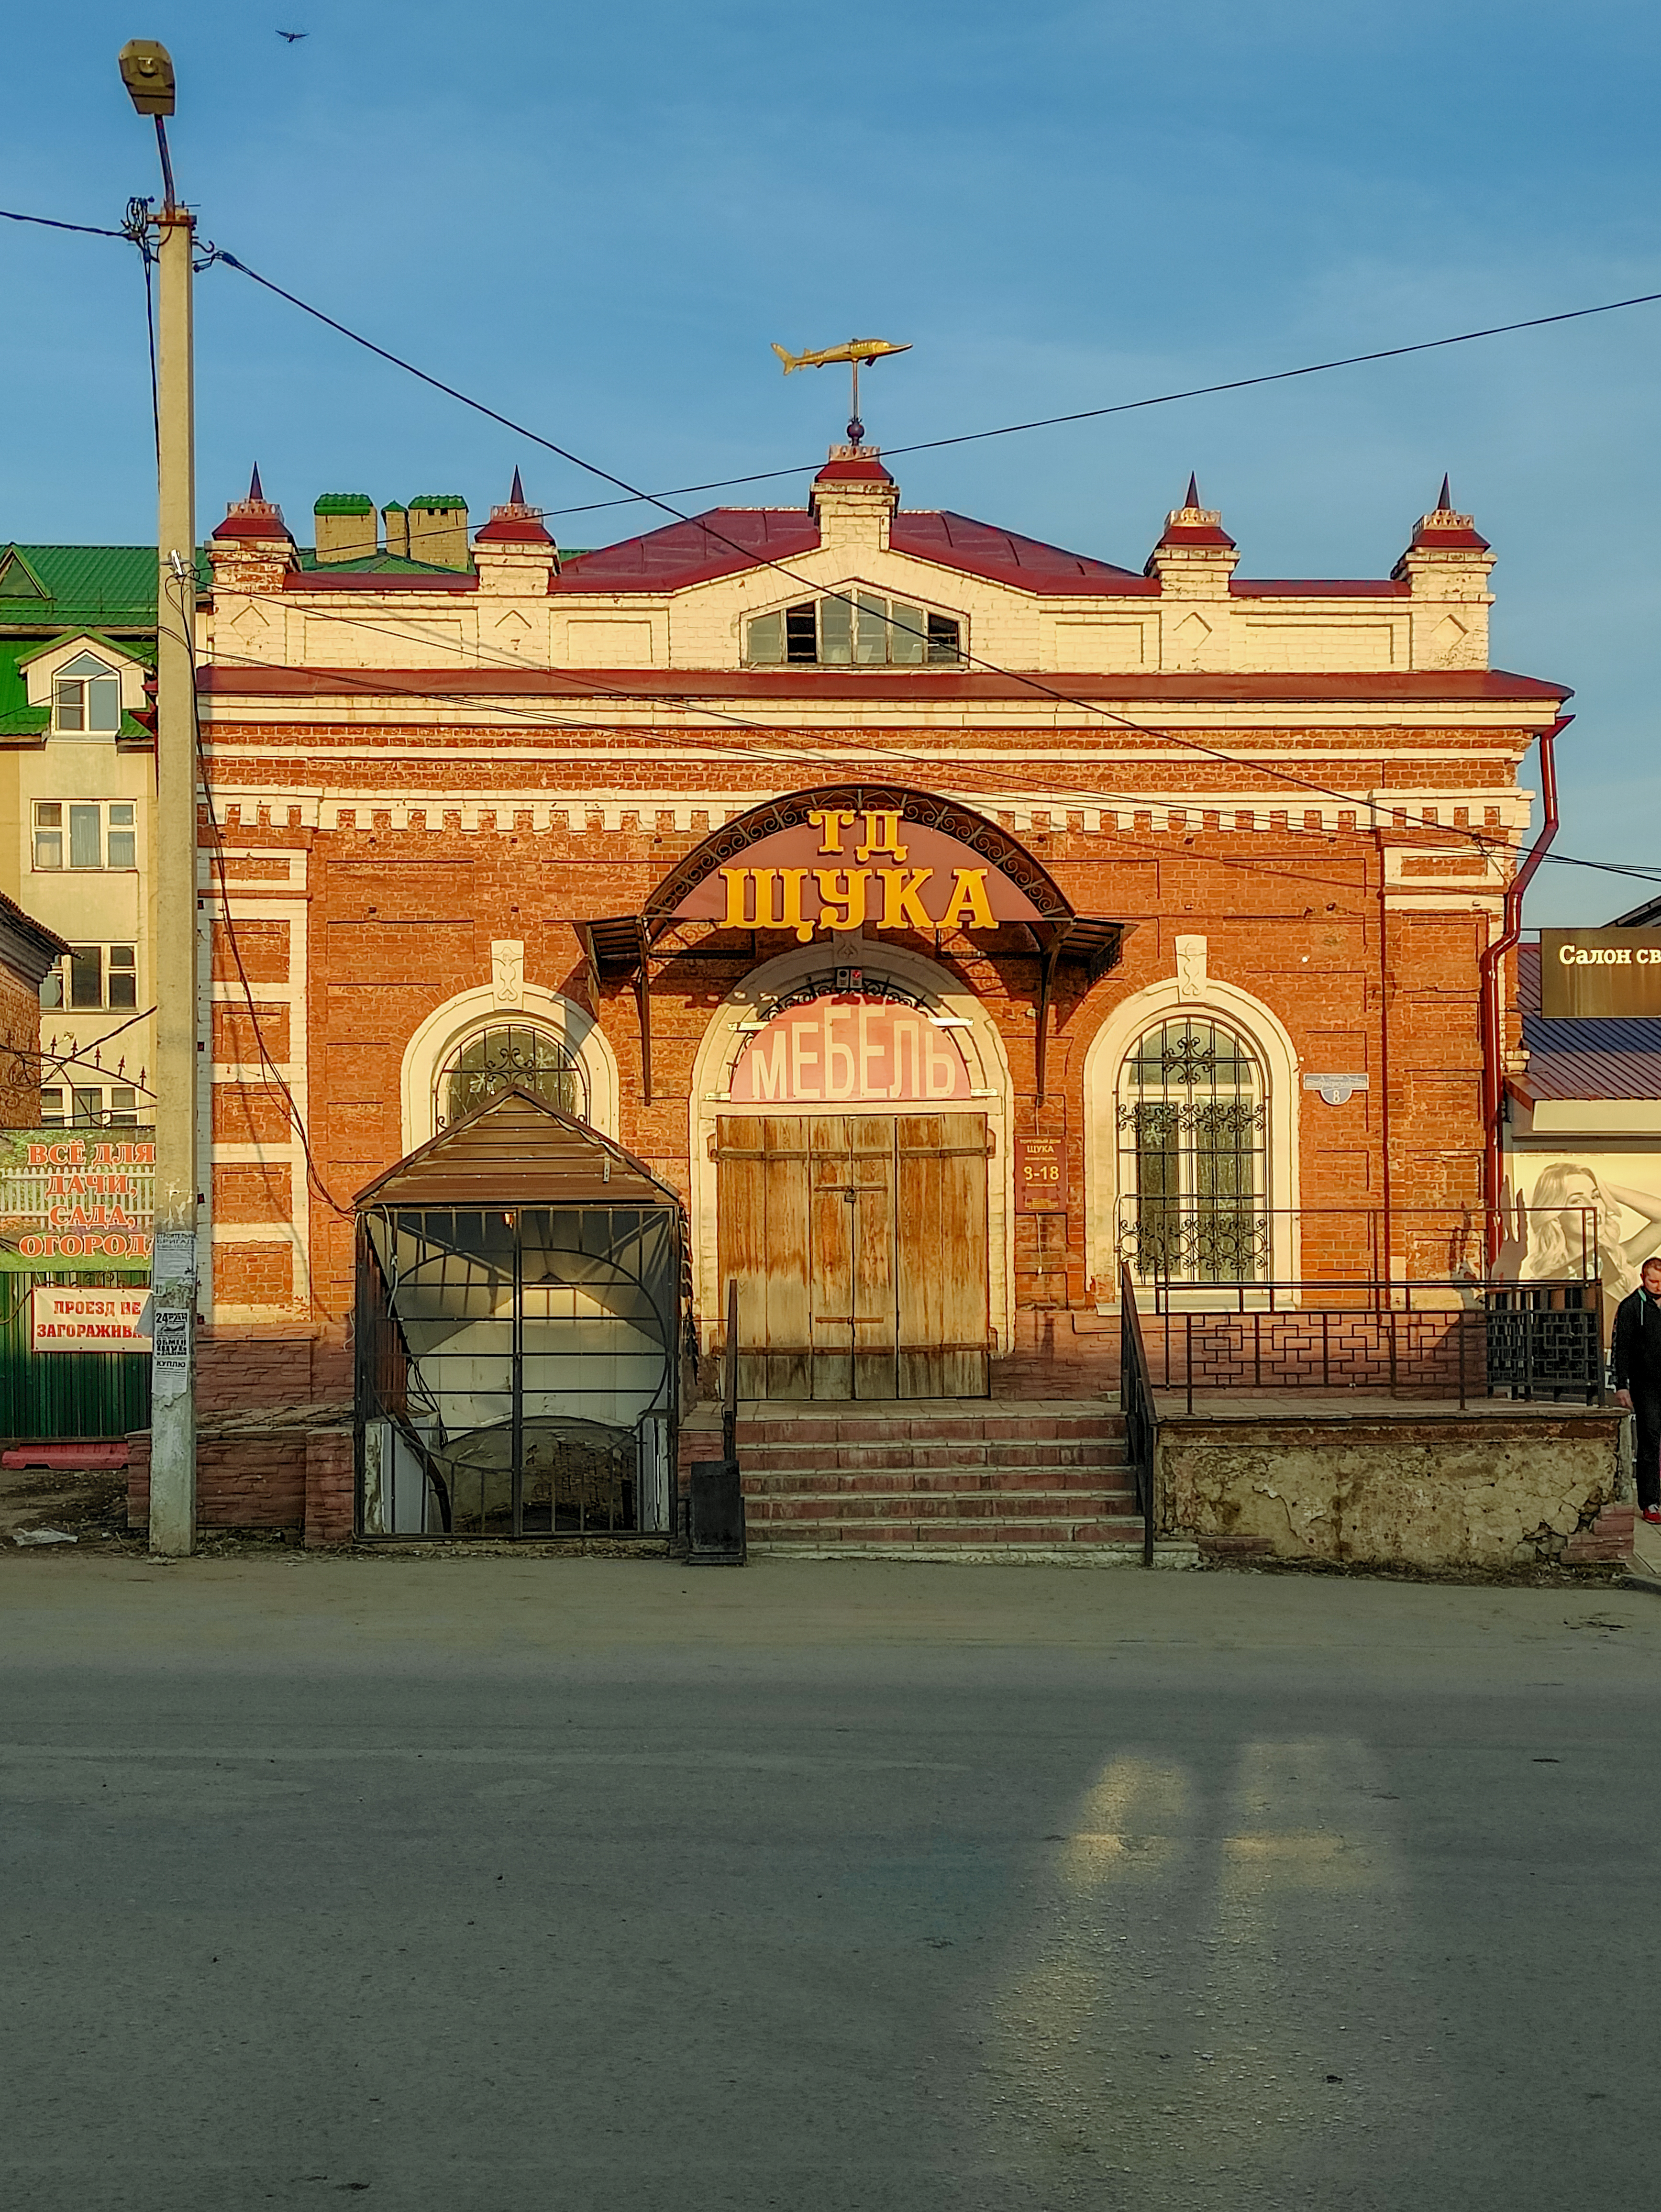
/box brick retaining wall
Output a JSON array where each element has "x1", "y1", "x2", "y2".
[{"x1": 127, "y1": 1417, "x2": 354, "y2": 1547}]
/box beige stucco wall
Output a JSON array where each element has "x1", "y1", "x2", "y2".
[{"x1": 1160, "y1": 1412, "x2": 1624, "y2": 1571}]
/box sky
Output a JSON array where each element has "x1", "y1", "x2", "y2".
[{"x1": 2, "y1": 0, "x2": 1659, "y2": 922}]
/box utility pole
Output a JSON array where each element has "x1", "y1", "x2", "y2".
[{"x1": 119, "y1": 40, "x2": 198, "y2": 1557}]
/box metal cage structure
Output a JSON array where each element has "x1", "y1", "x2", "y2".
[{"x1": 353, "y1": 1090, "x2": 687, "y2": 1540}]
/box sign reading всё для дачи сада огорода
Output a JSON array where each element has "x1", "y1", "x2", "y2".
[
  {"x1": 673, "y1": 807, "x2": 1045, "y2": 939},
  {"x1": 0, "y1": 1128, "x2": 154, "y2": 1269}
]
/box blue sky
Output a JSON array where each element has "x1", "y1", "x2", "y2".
[{"x1": 3, "y1": 1, "x2": 1658, "y2": 919}]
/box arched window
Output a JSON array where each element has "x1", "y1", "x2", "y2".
[
  {"x1": 53, "y1": 651, "x2": 122, "y2": 736},
  {"x1": 434, "y1": 1023, "x2": 588, "y2": 1132},
  {"x1": 1117, "y1": 1018, "x2": 1267, "y2": 1282},
  {"x1": 745, "y1": 594, "x2": 962, "y2": 667}
]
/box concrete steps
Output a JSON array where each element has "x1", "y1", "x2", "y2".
[{"x1": 690, "y1": 1402, "x2": 1144, "y2": 1555}]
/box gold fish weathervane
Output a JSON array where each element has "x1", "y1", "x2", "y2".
[{"x1": 772, "y1": 337, "x2": 912, "y2": 449}]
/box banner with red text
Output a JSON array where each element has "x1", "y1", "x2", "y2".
[
  {"x1": 0, "y1": 1128, "x2": 154, "y2": 1270},
  {"x1": 31, "y1": 1284, "x2": 152, "y2": 1350}
]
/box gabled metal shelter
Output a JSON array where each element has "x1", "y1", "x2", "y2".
[{"x1": 353, "y1": 1088, "x2": 687, "y2": 1540}]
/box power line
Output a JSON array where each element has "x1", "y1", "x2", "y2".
[
  {"x1": 202, "y1": 609, "x2": 1661, "y2": 898},
  {"x1": 208, "y1": 247, "x2": 1661, "y2": 522},
  {"x1": 160, "y1": 577, "x2": 353, "y2": 1222},
  {"x1": 210, "y1": 245, "x2": 1591, "y2": 863},
  {"x1": 0, "y1": 205, "x2": 128, "y2": 240}
]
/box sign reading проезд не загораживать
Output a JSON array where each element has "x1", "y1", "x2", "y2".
[{"x1": 0, "y1": 1128, "x2": 154, "y2": 1271}]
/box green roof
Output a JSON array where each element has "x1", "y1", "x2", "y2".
[
  {"x1": 14, "y1": 628, "x2": 151, "y2": 672},
  {"x1": 382, "y1": 500, "x2": 408, "y2": 513},
  {"x1": 0, "y1": 543, "x2": 210, "y2": 632},
  {"x1": 293, "y1": 549, "x2": 470, "y2": 575},
  {"x1": 314, "y1": 493, "x2": 376, "y2": 515},
  {"x1": 0, "y1": 639, "x2": 146, "y2": 742},
  {"x1": 409, "y1": 494, "x2": 467, "y2": 510}
]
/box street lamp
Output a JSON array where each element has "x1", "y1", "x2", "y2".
[{"x1": 120, "y1": 38, "x2": 199, "y2": 1558}]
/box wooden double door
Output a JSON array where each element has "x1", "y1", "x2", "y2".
[{"x1": 716, "y1": 1113, "x2": 990, "y2": 1400}]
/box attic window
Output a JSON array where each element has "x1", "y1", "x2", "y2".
[
  {"x1": 746, "y1": 595, "x2": 962, "y2": 669},
  {"x1": 53, "y1": 651, "x2": 122, "y2": 736}
]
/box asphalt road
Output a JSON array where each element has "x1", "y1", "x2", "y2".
[{"x1": 1, "y1": 1549, "x2": 1657, "y2": 2211}]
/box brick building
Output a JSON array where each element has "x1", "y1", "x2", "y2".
[
  {"x1": 0, "y1": 889, "x2": 68, "y2": 1127},
  {"x1": 187, "y1": 456, "x2": 1569, "y2": 1541}
]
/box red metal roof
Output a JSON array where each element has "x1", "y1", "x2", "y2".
[
  {"x1": 282, "y1": 570, "x2": 477, "y2": 593},
  {"x1": 814, "y1": 456, "x2": 896, "y2": 484},
  {"x1": 198, "y1": 663, "x2": 1571, "y2": 707},
  {"x1": 1229, "y1": 579, "x2": 1409, "y2": 598},
  {"x1": 1154, "y1": 519, "x2": 1236, "y2": 551},
  {"x1": 473, "y1": 514, "x2": 555, "y2": 545},
  {"x1": 553, "y1": 509, "x2": 820, "y2": 592},
  {"x1": 889, "y1": 511, "x2": 1151, "y2": 594},
  {"x1": 551, "y1": 505, "x2": 1152, "y2": 597}
]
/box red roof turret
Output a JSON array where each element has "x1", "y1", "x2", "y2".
[
  {"x1": 1392, "y1": 478, "x2": 1492, "y2": 577},
  {"x1": 1148, "y1": 475, "x2": 1237, "y2": 558},
  {"x1": 212, "y1": 465, "x2": 293, "y2": 542},
  {"x1": 473, "y1": 466, "x2": 554, "y2": 545}
]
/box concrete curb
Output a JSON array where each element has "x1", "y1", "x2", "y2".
[
  {"x1": 746, "y1": 1540, "x2": 1202, "y2": 1569},
  {"x1": 1619, "y1": 1571, "x2": 1661, "y2": 1599}
]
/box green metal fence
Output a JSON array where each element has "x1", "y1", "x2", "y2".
[{"x1": 0, "y1": 1271, "x2": 150, "y2": 1440}]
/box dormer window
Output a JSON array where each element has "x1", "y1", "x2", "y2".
[
  {"x1": 746, "y1": 593, "x2": 962, "y2": 669},
  {"x1": 53, "y1": 652, "x2": 122, "y2": 736}
]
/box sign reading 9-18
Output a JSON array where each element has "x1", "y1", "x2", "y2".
[{"x1": 675, "y1": 808, "x2": 1043, "y2": 940}]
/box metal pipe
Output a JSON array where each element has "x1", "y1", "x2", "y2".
[{"x1": 1480, "y1": 717, "x2": 1571, "y2": 1260}]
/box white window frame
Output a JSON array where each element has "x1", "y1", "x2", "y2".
[
  {"x1": 32, "y1": 799, "x2": 138, "y2": 872},
  {"x1": 58, "y1": 941, "x2": 139, "y2": 1013},
  {"x1": 743, "y1": 590, "x2": 965, "y2": 670},
  {"x1": 51, "y1": 651, "x2": 123, "y2": 737}
]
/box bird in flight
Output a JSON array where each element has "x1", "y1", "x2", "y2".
[{"x1": 276, "y1": 28, "x2": 310, "y2": 40}]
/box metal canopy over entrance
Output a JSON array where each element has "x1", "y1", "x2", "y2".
[
  {"x1": 583, "y1": 784, "x2": 1129, "y2": 1103},
  {"x1": 353, "y1": 1090, "x2": 687, "y2": 1540}
]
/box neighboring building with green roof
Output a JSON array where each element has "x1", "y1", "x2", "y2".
[{"x1": 0, "y1": 542, "x2": 170, "y2": 1137}]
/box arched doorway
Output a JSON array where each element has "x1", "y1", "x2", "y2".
[{"x1": 693, "y1": 956, "x2": 1012, "y2": 1400}]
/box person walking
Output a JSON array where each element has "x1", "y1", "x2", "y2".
[{"x1": 1612, "y1": 1255, "x2": 1661, "y2": 1524}]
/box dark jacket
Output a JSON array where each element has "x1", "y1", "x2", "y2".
[{"x1": 1612, "y1": 1287, "x2": 1661, "y2": 1393}]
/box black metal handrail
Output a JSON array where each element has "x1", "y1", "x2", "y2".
[
  {"x1": 1136, "y1": 1277, "x2": 1604, "y2": 1412},
  {"x1": 1118, "y1": 1261, "x2": 1158, "y2": 1567}
]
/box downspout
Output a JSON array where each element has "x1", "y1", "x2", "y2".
[{"x1": 1480, "y1": 715, "x2": 1570, "y2": 1262}]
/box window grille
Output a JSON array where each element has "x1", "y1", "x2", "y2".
[
  {"x1": 434, "y1": 1024, "x2": 587, "y2": 1132},
  {"x1": 1117, "y1": 1018, "x2": 1267, "y2": 1282}
]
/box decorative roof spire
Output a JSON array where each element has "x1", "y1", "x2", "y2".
[
  {"x1": 211, "y1": 465, "x2": 290, "y2": 542},
  {"x1": 474, "y1": 466, "x2": 555, "y2": 548},
  {"x1": 1147, "y1": 476, "x2": 1236, "y2": 570},
  {"x1": 1393, "y1": 478, "x2": 1492, "y2": 575}
]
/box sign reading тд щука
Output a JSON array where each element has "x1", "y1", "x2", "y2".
[
  {"x1": 1539, "y1": 929, "x2": 1661, "y2": 1019},
  {"x1": 675, "y1": 807, "x2": 1044, "y2": 940}
]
